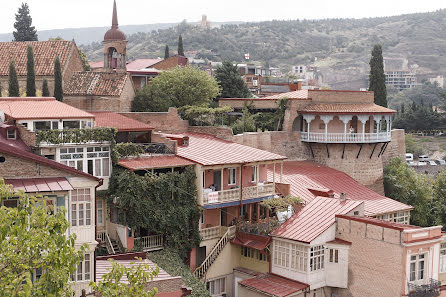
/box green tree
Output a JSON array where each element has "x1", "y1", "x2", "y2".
[
  {"x1": 53, "y1": 56, "x2": 63, "y2": 102},
  {"x1": 384, "y1": 158, "x2": 433, "y2": 226},
  {"x1": 41, "y1": 79, "x2": 50, "y2": 97},
  {"x1": 0, "y1": 179, "x2": 85, "y2": 296},
  {"x1": 164, "y1": 45, "x2": 169, "y2": 59},
  {"x1": 89, "y1": 258, "x2": 158, "y2": 297},
  {"x1": 131, "y1": 66, "x2": 221, "y2": 112},
  {"x1": 215, "y1": 61, "x2": 251, "y2": 98},
  {"x1": 26, "y1": 45, "x2": 36, "y2": 96},
  {"x1": 369, "y1": 44, "x2": 387, "y2": 107},
  {"x1": 432, "y1": 170, "x2": 446, "y2": 229},
  {"x1": 78, "y1": 49, "x2": 91, "y2": 71},
  {"x1": 13, "y1": 3, "x2": 38, "y2": 41},
  {"x1": 8, "y1": 60, "x2": 20, "y2": 97},
  {"x1": 178, "y1": 35, "x2": 184, "y2": 56}
]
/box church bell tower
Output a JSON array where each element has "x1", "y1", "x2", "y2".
[{"x1": 103, "y1": 0, "x2": 127, "y2": 72}]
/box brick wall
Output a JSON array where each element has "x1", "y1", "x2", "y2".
[
  {"x1": 310, "y1": 90, "x2": 374, "y2": 103},
  {"x1": 334, "y1": 217, "x2": 404, "y2": 297},
  {"x1": 382, "y1": 129, "x2": 406, "y2": 166},
  {"x1": 62, "y1": 43, "x2": 85, "y2": 87},
  {"x1": 16, "y1": 124, "x2": 36, "y2": 148},
  {"x1": 0, "y1": 153, "x2": 76, "y2": 179},
  {"x1": 119, "y1": 108, "x2": 189, "y2": 133}
]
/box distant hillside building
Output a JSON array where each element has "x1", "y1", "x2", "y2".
[
  {"x1": 384, "y1": 58, "x2": 417, "y2": 91},
  {"x1": 198, "y1": 15, "x2": 211, "y2": 29},
  {"x1": 0, "y1": 40, "x2": 84, "y2": 96},
  {"x1": 63, "y1": 0, "x2": 135, "y2": 111}
]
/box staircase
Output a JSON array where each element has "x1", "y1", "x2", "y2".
[
  {"x1": 110, "y1": 238, "x2": 120, "y2": 254},
  {"x1": 194, "y1": 226, "x2": 236, "y2": 279}
]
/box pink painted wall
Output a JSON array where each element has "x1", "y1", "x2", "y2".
[{"x1": 201, "y1": 208, "x2": 220, "y2": 228}]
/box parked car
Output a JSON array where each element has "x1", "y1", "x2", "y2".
[
  {"x1": 429, "y1": 161, "x2": 437, "y2": 166},
  {"x1": 406, "y1": 153, "x2": 414, "y2": 162},
  {"x1": 408, "y1": 161, "x2": 416, "y2": 166},
  {"x1": 435, "y1": 159, "x2": 446, "y2": 165},
  {"x1": 418, "y1": 161, "x2": 428, "y2": 166},
  {"x1": 419, "y1": 155, "x2": 430, "y2": 162}
]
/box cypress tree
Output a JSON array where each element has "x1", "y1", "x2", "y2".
[
  {"x1": 164, "y1": 45, "x2": 170, "y2": 59},
  {"x1": 368, "y1": 44, "x2": 387, "y2": 107},
  {"x1": 13, "y1": 3, "x2": 38, "y2": 41},
  {"x1": 53, "y1": 56, "x2": 63, "y2": 102},
  {"x1": 8, "y1": 61, "x2": 20, "y2": 97},
  {"x1": 26, "y1": 45, "x2": 36, "y2": 96},
  {"x1": 215, "y1": 61, "x2": 251, "y2": 98},
  {"x1": 178, "y1": 35, "x2": 184, "y2": 56},
  {"x1": 41, "y1": 79, "x2": 49, "y2": 97}
]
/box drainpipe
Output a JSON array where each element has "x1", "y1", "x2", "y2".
[
  {"x1": 240, "y1": 163, "x2": 245, "y2": 218},
  {"x1": 94, "y1": 178, "x2": 104, "y2": 283}
]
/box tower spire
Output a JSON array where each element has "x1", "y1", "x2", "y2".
[{"x1": 112, "y1": 0, "x2": 118, "y2": 28}]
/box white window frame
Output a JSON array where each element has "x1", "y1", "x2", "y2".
[
  {"x1": 206, "y1": 277, "x2": 226, "y2": 296},
  {"x1": 60, "y1": 146, "x2": 111, "y2": 178},
  {"x1": 441, "y1": 243, "x2": 446, "y2": 273},
  {"x1": 376, "y1": 211, "x2": 409, "y2": 225},
  {"x1": 228, "y1": 168, "x2": 236, "y2": 185},
  {"x1": 409, "y1": 253, "x2": 426, "y2": 282},
  {"x1": 291, "y1": 243, "x2": 308, "y2": 272},
  {"x1": 329, "y1": 248, "x2": 339, "y2": 263},
  {"x1": 273, "y1": 240, "x2": 290, "y2": 268},
  {"x1": 251, "y1": 165, "x2": 258, "y2": 183},
  {"x1": 71, "y1": 188, "x2": 92, "y2": 227},
  {"x1": 72, "y1": 253, "x2": 91, "y2": 282},
  {"x1": 97, "y1": 199, "x2": 103, "y2": 226},
  {"x1": 7, "y1": 129, "x2": 16, "y2": 139},
  {"x1": 310, "y1": 245, "x2": 325, "y2": 272}
]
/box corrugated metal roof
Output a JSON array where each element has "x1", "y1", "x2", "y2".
[
  {"x1": 231, "y1": 232, "x2": 271, "y2": 251},
  {"x1": 126, "y1": 59, "x2": 162, "y2": 71},
  {"x1": 167, "y1": 132, "x2": 287, "y2": 166},
  {"x1": 336, "y1": 215, "x2": 420, "y2": 231},
  {"x1": 298, "y1": 103, "x2": 395, "y2": 114},
  {"x1": 272, "y1": 196, "x2": 362, "y2": 243},
  {"x1": 262, "y1": 90, "x2": 309, "y2": 100},
  {"x1": 118, "y1": 155, "x2": 195, "y2": 170},
  {"x1": 91, "y1": 112, "x2": 154, "y2": 131},
  {"x1": 4, "y1": 177, "x2": 73, "y2": 192},
  {"x1": 267, "y1": 161, "x2": 412, "y2": 216},
  {"x1": 239, "y1": 273, "x2": 309, "y2": 297},
  {"x1": 0, "y1": 97, "x2": 94, "y2": 120}
]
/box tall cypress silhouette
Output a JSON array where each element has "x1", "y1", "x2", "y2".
[
  {"x1": 164, "y1": 45, "x2": 170, "y2": 59},
  {"x1": 53, "y1": 56, "x2": 63, "y2": 102},
  {"x1": 177, "y1": 35, "x2": 184, "y2": 56},
  {"x1": 8, "y1": 61, "x2": 20, "y2": 97},
  {"x1": 26, "y1": 46, "x2": 36, "y2": 96},
  {"x1": 369, "y1": 44, "x2": 387, "y2": 107}
]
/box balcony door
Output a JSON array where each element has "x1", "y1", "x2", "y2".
[{"x1": 214, "y1": 170, "x2": 222, "y2": 191}]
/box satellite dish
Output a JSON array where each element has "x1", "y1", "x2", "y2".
[{"x1": 0, "y1": 110, "x2": 4, "y2": 125}]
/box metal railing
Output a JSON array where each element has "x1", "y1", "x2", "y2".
[
  {"x1": 408, "y1": 279, "x2": 441, "y2": 297},
  {"x1": 134, "y1": 143, "x2": 173, "y2": 155},
  {"x1": 104, "y1": 232, "x2": 115, "y2": 255},
  {"x1": 202, "y1": 183, "x2": 275, "y2": 205},
  {"x1": 301, "y1": 132, "x2": 391, "y2": 143},
  {"x1": 194, "y1": 226, "x2": 236, "y2": 279},
  {"x1": 134, "y1": 234, "x2": 163, "y2": 252}
]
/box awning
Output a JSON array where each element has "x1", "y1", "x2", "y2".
[
  {"x1": 4, "y1": 177, "x2": 73, "y2": 193},
  {"x1": 239, "y1": 273, "x2": 309, "y2": 297},
  {"x1": 231, "y1": 231, "x2": 271, "y2": 251}
]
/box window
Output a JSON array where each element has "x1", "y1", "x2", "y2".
[
  {"x1": 329, "y1": 249, "x2": 339, "y2": 263},
  {"x1": 63, "y1": 121, "x2": 81, "y2": 130},
  {"x1": 241, "y1": 247, "x2": 268, "y2": 262},
  {"x1": 251, "y1": 165, "x2": 258, "y2": 183},
  {"x1": 200, "y1": 211, "x2": 204, "y2": 224},
  {"x1": 228, "y1": 168, "x2": 236, "y2": 185},
  {"x1": 59, "y1": 146, "x2": 110, "y2": 177},
  {"x1": 290, "y1": 244, "x2": 308, "y2": 272},
  {"x1": 410, "y1": 253, "x2": 426, "y2": 282},
  {"x1": 376, "y1": 211, "x2": 409, "y2": 225},
  {"x1": 33, "y1": 121, "x2": 51, "y2": 131},
  {"x1": 310, "y1": 245, "x2": 324, "y2": 272},
  {"x1": 97, "y1": 199, "x2": 103, "y2": 225},
  {"x1": 206, "y1": 277, "x2": 225, "y2": 296},
  {"x1": 7, "y1": 129, "x2": 15, "y2": 139},
  {"x1": 71, "y1": 188, "x2": 91, "y2": 227},
  {"x1": 72, "y1": 253, "x2": 91, "y2": 282},
  {"x1": 441, "y1": 243, "x2": 446, "y2": 273},
  {"x1": 273, "y1": 240, "x2": 290, "y2": 268}
]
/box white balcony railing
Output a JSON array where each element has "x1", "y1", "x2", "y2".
[
  {"x1": 301, "y1": 132, "x2": 391, "y2": 143},
  {"x1": 134, "y1": 234, "x2": 163, "y2": 252},
  {"x1": 200, "y1": 226, "x2": 229, "y2": 241},
  {"x1": 202, "y1": 183, "x2": 275, "y2": 205}
]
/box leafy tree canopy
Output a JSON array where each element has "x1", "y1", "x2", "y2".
[
  {"x1": 215, "y1": 61, "x2": 251, "y2": 98},
  {"x1": 13, "y1": 3, "x2": 38, "y2": 41},
  {"x1": 0, "y1": 179, "x2": 85, "y2": 297},
  {"x1": 131, "y1": 66, "x2": 221, "y2": 112}
]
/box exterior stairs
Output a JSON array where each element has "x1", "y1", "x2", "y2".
[{"x1": 194, "y1": 226, "x2": 236, "y2": 279}]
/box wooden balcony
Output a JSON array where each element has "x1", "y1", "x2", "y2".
[
  {"x1": 202, "y1": 183, "x2": 275, "y2": 205},
  {"x1": 134, "y1": 234, "x2": 163, "y2": 252},
  {"x1": 301, "y1": 132, "x2": 391, "y2": 143}
]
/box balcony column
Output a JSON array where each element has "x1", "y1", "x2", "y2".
[
  {"x1": 320, "y1": 115, "x2": 334, "y2": 142},
  {"x1": 358, "y1": 115, "x2": 370, "y2": 142},
  {"x1": 339, "y1": 115, "x2": 352, "y2": 142},
  {"x1": 302, "y1": 114, "x2": 315, "y2": 141}
]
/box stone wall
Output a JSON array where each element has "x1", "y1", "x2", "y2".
[
  {"x1": 16, "y1": 124, "x2": 36, "y2": 148},
  {"x1": 119, "y1": 107, "x2": 189, "y2": 133},
  {"x1": 382, "y1": 129, "x2": 406, "y2": 166}
]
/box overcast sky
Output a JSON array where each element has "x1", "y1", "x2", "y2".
[{"x1": 0, "y1": 0, "x2": 445, "y2": 33}]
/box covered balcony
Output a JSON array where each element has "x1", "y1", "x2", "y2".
[{"x1": 300, "y1": 114, "x2": 393, "y2": 143}]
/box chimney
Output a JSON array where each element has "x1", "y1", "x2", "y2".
[{"x1": 340, "y1": 192, "x2": 346, "y2": 202}]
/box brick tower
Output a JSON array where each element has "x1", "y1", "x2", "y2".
[{"x1": 103, "y1": 0, "x2": 127, "y2": 72}]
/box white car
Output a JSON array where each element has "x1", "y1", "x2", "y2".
[
  {"x1": 418, "y1": 161, "x2": 427, "y2": 166},
  {"x1": 435, "y1": 159, "x2": 446, "y2": 165},
  {"x1": 429, "y1": 161, "x2": 437, "y2": 166}
]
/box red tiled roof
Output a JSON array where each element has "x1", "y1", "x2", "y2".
[
  {"x1": 326, "y1": 238, "x2": 352, "y2": 245},
  {"x1": 336, "y1": 214, "x2": 420, "y2": 231},
  {"x1": 89, "y1": 61, "x2": 103, "y2": 69},
  {"x1": 239, "y1": 274, "x2": 309, "y2": 297},
  {"x1": 298, "y1": 103, "x2": 395, "y2": 114},
  {"x1": 4, "y1": 177, "x2": 73, "y2": 192},
  {"x1": 91, "y1": 112, "x2": 153, "y2": 131},
  {"x1": 267, "y1": 161, "x2": 412, "y2": 216},
  {"x1": 167, "y1": 132, "x2": 287, "y2": 166},
  {"x1": 0, "y1": 97, "x2": 94, "y2": 120},
  {"x1": 0, "y1": 141, "x2": 100, "y2": 181},
  {"x1": 231, "y1": 232, "x2": 271, "y2": 251},
  {"x1": 64, "y1": 72, "x2": 128, "y2": 97},
  {"x1": 271, "y1": 196, "x2": 362, "y2": 243},
  {"x1": 0, "y1": 41, "x2": 74, "y2": 76},
  {"x1": 126, "y1": 59, "x2": 163, "y2": 71},
  {"x1": 118, "y1": 155, "x2": 195, "y2": 170}
]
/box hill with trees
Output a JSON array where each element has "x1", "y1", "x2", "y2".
[{"x1": 79, "y1": 10, "x2": 446, "y2": 90}]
